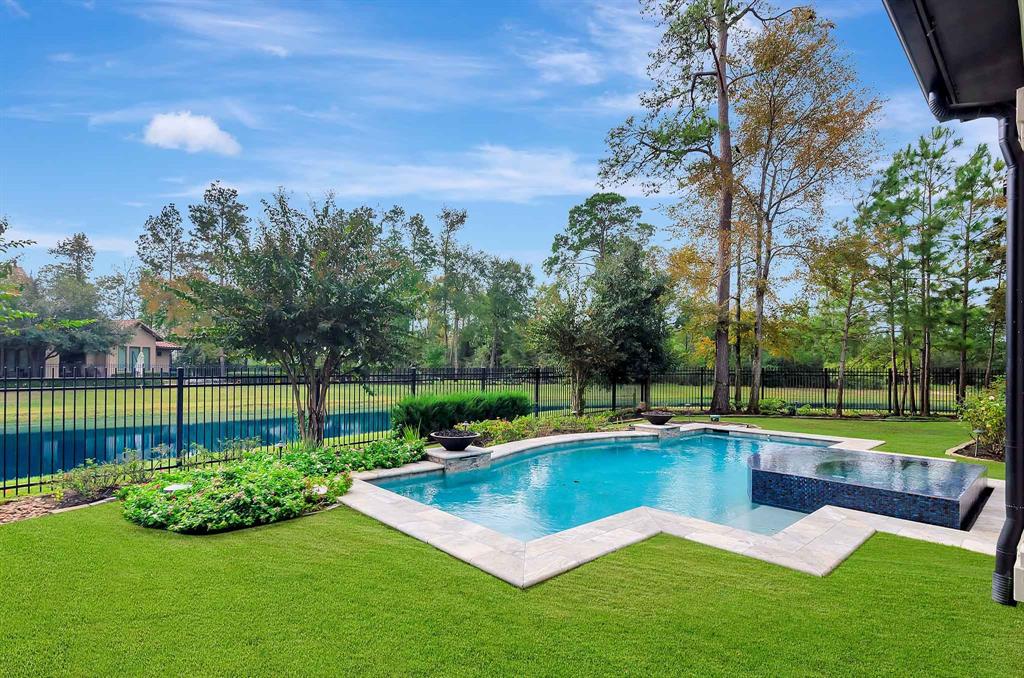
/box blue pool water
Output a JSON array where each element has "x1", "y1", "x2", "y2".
[{"x1": 375, "y1": 433, "x2": 818, "y2": 541}]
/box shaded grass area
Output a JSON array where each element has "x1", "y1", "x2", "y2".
[
  {"x1": 686, "y1": 415, "x2": 1001, "y2": 480},
  {"x1": 0, "y1": 502, "x2": 1020, "y2": 677}
]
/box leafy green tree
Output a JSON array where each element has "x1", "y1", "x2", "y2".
[
  {"x1": 476, "y1": 257, "x2": 534, "y2": 368},
  {"x1": 590, "y1": 240, "x2": 672, "y2": 391},
  {"x1": 807, "y1": 219, "x2": 875, "y2": 415},
  {"x1": 188, "y1": 182, "x2": 249, "y2": 285},
  {"x1": 137, "y1": 205, "x2": 191, "y2": 281},
  {"x1": 176, "y1": 191, "x2": 420, "y2": 444},
  {"x1": 529, "y1": 280, "x2": 610, "y2": 415},
  {"x1": 43, "y1": 232, "x2": 95, "y2": 283},
  {"x1": 544, "y1": 192, "x2": 653, "y2": 276},
  {"x1": 0, "y1": 215, "x2": 35, "y2": 330}
]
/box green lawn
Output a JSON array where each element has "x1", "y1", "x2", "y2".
[{"x1": 0, "y1": 501, "x2": 1020, "y2": 677}]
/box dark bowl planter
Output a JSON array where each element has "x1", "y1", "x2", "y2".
[
  {"x1": 640, "y1": 411, "x2": 674, "y2": 426},
  {"x1": 431, "y1": 430, "x2": 480, "y2": 452}
]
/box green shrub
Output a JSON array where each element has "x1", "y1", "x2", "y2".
[
  {"x1": 55, "y1": 451, "x2": 153, "y2": 502},
  {"x1": 758, "y1": 397, "x2": 787, "y2": 415},
  {"x1": 470, "y1": 412, "x2": 616, "y2": 446},
  {"x1": 795, "y1": 404, "x2": 828, "y2": 416},
  {"x1": 959, "y1": 380, "x2": 1006, "y2": 459},
  {"x1": 392, "y1": 390, "x2": 532, "y2": 437},
  {"x1": 334, "y1": 438, "x2": 426, "y2": 471},
  {"x1": 119, "y1": 451, "x2": 351, "y2": 534},
  {"x1": 281, "y1": 437, "x2": 426, "y2": 474}
]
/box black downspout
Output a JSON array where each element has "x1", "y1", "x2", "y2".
[{"x1": 994, "y1": 114, "x2": 1024, "y2": 606}]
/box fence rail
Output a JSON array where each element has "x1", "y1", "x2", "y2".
[{"x1": 1, "y1": 365, "x2": 998, "y2": 495}]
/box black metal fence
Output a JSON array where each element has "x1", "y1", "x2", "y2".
[{"x1": 1, "y1": 365, "x2": 997, "y2": 495}]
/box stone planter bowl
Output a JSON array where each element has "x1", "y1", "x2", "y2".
[
  {"x1": 640, "y1": 411, "x2": 674, "y2": 426},
  {"x1": 431, "y1": 431, "x2": 481, "y2": 452}
]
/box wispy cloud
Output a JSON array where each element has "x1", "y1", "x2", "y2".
[
  {"x1": 2, "y1": 0, "x2": 28, "y2": 19},
  {"x1": 527, "y1": 50, "x2": 603, "y2": 85},
  {"x1": 7, "y1": 226, "x2": 135, "y2": 257},
  {"x1": 143, "y1": 111, "x2": 241, "y2": 156},
  {"x1": 172, "y1": 144, "x2": 609, "y2": 203}
]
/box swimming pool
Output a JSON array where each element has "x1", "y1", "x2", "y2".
[{"x1": 374, "y1": 432, "x2": 814, "y2": 540}]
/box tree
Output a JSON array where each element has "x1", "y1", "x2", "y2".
[
  {"x1": 807, "y1": 219, "x2": 875, "y2": 416},
  {"x1": 476, "y1": 257, "x2": 534, "y2": 368},
  {"x1": 940, "y1": 145, "x2": 1004, "y2": 402},
  {"x1": 45, "y1": 232, "x2": 95, "y2": 283},
  {"x1": 0, "y1": 215, "x2": 35, "y2": 330},
  {"x1": 734, "y1": 10, "x2": 879, "y2": 412},
  {"x1": 591, "y1": 240, "x2": 672, "y2": 391},
  {"x1": 529, "y1": 280, "x2": 610, "y2": 415},
  {"x1": 906, "y1": 127, "x2": 960, "y2": 415},
  {"x1": 543, "y1": 192, "x2": 653, "y2": 275},
  {"x1": 96, "y1": 260, "x2": 141, "y2": 320},
  {"x1": 188, "y1": 182, "x2": 249, "y2": 285},
  {"x1": 176, "y1": 191, "x2": 420, "y2": 444},
  {"x1": 137, "y1": 205, "x2": 191, "y2": 281},
  {"x1": 601, "y1": 0, "x2": 795, "y2": 413}
]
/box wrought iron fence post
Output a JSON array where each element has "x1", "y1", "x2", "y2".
[
  {"x1": 533, "y1": 367, "x2": 541, "y2": 417},
  {"x1": 699, "y1": 367, "x2": 705, "y2": 408},
  {"x1": 611, "y1": 381, "x2": 617, "y2": 411},
  {"x1": 480, "y1": 367, "x2": 487, "y2": 392},
  {"x1": 410, "y1": 366, "x2": 417, "y2": 395},
  {"x1": 823, "y1": 368, "x2": 829, "y2": 410},
  {"x1": 175, "y1": 367, "x2": 185, "y2": 465}
]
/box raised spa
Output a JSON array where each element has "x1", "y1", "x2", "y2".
[{"x1": 749, "y1": 446, "x2": 987, "y2": 529}]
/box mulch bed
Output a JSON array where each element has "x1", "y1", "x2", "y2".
[{"x1": 0, "y1": 490, "x2": 113, "y2": 526}]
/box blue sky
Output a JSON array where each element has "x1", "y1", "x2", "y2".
[{"x1": 0, "y1": 0, "x2": 1000, "y2": 277}]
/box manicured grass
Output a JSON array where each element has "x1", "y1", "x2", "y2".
[
  {"x1": 0, "y1": 502, "x2": 1019, "y2": 676},
  {"x1": 675, "y1": 414, "x2": 1002, "y2": 480}
]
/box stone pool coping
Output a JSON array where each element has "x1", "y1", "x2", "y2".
[{"x1": 342, "y1": 424, "x2": 1010, "y2": 588}]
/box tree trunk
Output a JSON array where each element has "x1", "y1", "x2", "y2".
[
  {"x1": 569, "y1": 367, "x2": 587, "y2": 416},
  {"x1": 710, "y1": 12, "x2": 734, "y2": 414},
  {"x1": 957, "y1": 234, "x2": 971, "y2": 403},
  {"x1": 733, "y1": 237, "x2": 743, "y2": 410},
  {"x1": 836, "y1": 280, "x2": 856, "y2": 417},
  {"x1": 488, "y1": 323, "x2": 499, "y2": 369},
  {"x1": 747, "y1": 275, "x2": 766, "y2": 414}
]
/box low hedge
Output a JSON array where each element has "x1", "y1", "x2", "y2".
[{"x1": 392, "y1": 390, "x2": 532, "y2": 437}]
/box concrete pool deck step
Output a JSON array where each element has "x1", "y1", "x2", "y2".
[{"x1": 342, "y1": 428, "x2": 1014, "y2": 589}]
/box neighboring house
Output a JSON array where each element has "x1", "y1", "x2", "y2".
[
  {"x1": 107, "y1": 320, "x2": 182, "y2": 373},
  {"x1": 33, "y1": 320, "x2": 181, "y2": 375}
]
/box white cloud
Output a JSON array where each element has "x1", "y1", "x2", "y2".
[
  {"x1": 143, "y1": 111, "x2": 241, "y2": 156},
  {"x1": 48, "y1": 52, "x2": 77, "y2": 63},
  {"x1": 528, "y1": 50, "x2": 602, "y2": 85},
  {"x1": 579, "y1": 90, "x2": 642, "y2": 114},
  {"x1": 259, "y1": 44, "x2": 290, "y2": 58}
]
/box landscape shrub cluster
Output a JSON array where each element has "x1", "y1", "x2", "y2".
[
  {"x1": 468, "y1": 412, "x2": 618, "y2": 446},
  {"x1": 119, "y1": 450, "x2": 352, "y2": 533},
  {"x1": 391, "y1": 390, "x2": 532, "y2": 437},
  {"x1": 118, "y1": 436, "x2": 425, "y2": 533},
  {"x1": 959, "y1": 380, "x2": 1006, "y2": 459}
]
